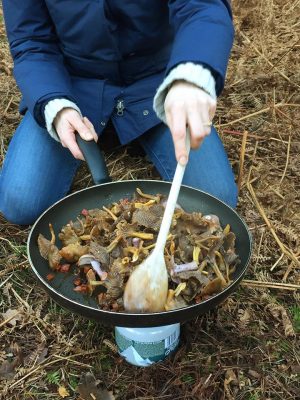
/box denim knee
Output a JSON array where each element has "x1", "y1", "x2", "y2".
[
  {"x1": 0, "y1": 187, "x2": 43, "y2": 225},
  {"x1": 209, "y1": 178, "x2": 238, "y2": 209},
  {"x1": 183, "y1": 174, "x2": 239, "y2": 209}
]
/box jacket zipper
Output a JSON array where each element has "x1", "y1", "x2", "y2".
[{"x1": 116, "y1": 99, "x2": 125, "y2": 116}]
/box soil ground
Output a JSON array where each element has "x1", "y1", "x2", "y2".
[{"x1": 0, "y1": 1, "x2": 299, "y2": 399}]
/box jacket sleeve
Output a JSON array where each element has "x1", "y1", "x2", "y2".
[
  {"x1": 167, "y1": 0, "x2": 234, "y2": 96},
  {"x1": 2, "y1": 0, "x2": 76, "y2": 126}
]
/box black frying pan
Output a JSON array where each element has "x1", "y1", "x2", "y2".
[{"x1": 27, "y1": 138, "x2": 252, "y2": 327}]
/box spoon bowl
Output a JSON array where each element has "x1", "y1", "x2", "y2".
[{"x1": 123, "y1": 250, "x2": 168, "y2": 312}]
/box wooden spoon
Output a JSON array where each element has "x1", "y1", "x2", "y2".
[{"x1": 123, "y1": 130, "x2": 191, "y2": 312}]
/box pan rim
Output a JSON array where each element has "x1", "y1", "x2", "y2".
[{"x1": 27, "y1": 179, "x2": 252, "y2": 318}]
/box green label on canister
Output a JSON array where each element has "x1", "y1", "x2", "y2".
[{"x1": 115, "y1": 327, "x2": 180, "y2": 366}]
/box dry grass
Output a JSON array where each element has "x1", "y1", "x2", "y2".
[{"x1": 0, "y1": 1, "x2": 299, "y2": 399}]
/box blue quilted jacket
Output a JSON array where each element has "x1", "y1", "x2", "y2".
[{"x1": 3, "y1": 0, "x2": 234, "y2": 143}]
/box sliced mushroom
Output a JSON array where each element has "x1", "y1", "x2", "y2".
[
  {"x1": 134, "y1": 199, "x2": 157, "y2": 208},
  {"x1": 38, "y1": 234, "x2": 61, "y2": 270},
  {"x1": 59, "y1": 243, "x2": 89, "y2": 263},
  {"x1": 201, "y1": 277, "x2": 224, "y2": 296},
  {"x1": 165, "y1": 290, "x2": 188, "y2": 311},
  {"x1": 136, "y1": 187, "x2": 161, "y2": 203},
  {"x1": 89, "y1": 241, "x2": 110, "y2": 265},
  {"x1": 132, "y1": 237, "x2": 140, "y2": 248},
  {"x1": 78, "y1": 254, "x2": 95, "y2": 267},
  {"x1": 58, "y1": 224, "x2": 80, "y2": 246},
  {"x1": 172, "y1": 260, "x2": 199, "y2": 275},
  {"x1": 86, "y1": 268, "x2": 97, "y2": 295},
  {"x1": 78, "y1": 254, "x2": 107, "y2": 280},
  {"x1": 203, "y1": 214, "x2": 222, "y2": 235}
]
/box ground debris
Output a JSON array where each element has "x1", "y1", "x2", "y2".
[
  {"x1": 58, "y1": 385, "x2": 70, "y2": 398},
  {"x1": 1, "y1": 308, "x2": 23, "y2": 327},
  {"x1": 77, "y1": 372, "x2": 115, "y2": 400},
  {"x1": 265, "y1": 303, "x2": 296, "y2": 337},
  {"x1": 224, "y1": 368, "x2": 239, "y2": 399},
  {"x1": 238, "y1": 308, "x2": 251, "y2": 329},
  {"x1": 247, "y1": 369, "x2": 262, "y2": 380},
  {"x1": 23, "y1": 342, "x2": 48, "y2": 367},
  {"x1": 0, "y1": 343, "x2": 23, "y2": 380}
]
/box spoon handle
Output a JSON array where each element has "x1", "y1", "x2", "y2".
[{"x1": 155, "y1": 128, "x2": 191, "y2": 254}]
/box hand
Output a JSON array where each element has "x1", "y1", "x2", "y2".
[
  {"x1": 164, "y1": 80, "x2": 217, "y2": 165},
  {"x1": 54, "y1": 108, "x2": 98, "y2": 160}
]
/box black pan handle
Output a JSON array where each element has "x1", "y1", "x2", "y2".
[{"x1": 76, "y1": 134, "x2": 111, "y2": 185}]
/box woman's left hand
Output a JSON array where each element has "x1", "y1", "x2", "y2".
[{"x1": 164, "y1": 80, "x2": 217, "y2": 165}]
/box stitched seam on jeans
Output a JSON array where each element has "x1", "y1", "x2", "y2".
[{"x1": 139, "y1": 139, "x2": 173, "y2": 181}]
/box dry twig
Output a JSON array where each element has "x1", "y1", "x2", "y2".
[{"x1": 241, "y1": 280, "x2": 300, "y2": 291}]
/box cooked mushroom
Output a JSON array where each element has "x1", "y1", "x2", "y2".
[
  {"x1": 39, "y1": 189, "x2": 240, "y2": 312},
  {"x1": 132, "y1": 205, "x2": 164, "y2": 231},
  {"x1": 136, "y1": 187, "x2": 161, "y2": 203},
  {"x1": 134, "y1": 199, "x2": 157, "y2": 208},
  {"x1": 58, "y1": 224, "x2": 79, "y2": 246},
  {"x1": 78, "y1": 254, "x2": 107, "y2": 280},
  {"x1": 203, "y1": 214, "x2": 221, "y2": 233},
  {"x1": 132, "y1": 237, "x2": 140, "y2": 248},
  {"x1": 172, "y1": 261, "x2": 198, "y2": 275},
  {"x1": 38, "y1": 234, "x2": 61, "y2": 270},
  {"x1": 89, "y1": 241, "x2": 110, "y2": 266},
  {"x1": 86, "y1": 268, "x2": 97, "y2": 295},
  {"x1": 164, "y1": 290, "x2": 188, "y2": 311},
  {"x1": 201, "y1": 277, "x2": 224, "y2": 296},
  {"x1": 59, "y1": 243, "x2": 89, "y2": 262}
]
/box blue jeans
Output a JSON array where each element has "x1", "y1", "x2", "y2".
[{"x1": 0, "y1": 112, "x2": 237, "y2": 225}]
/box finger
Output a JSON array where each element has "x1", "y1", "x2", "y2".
[
  {"x1": 208, "y1": 98, "x2": 217, "y2": 120},
  {"x1": 63, "y1": 133, "x2": 85, "y2": 160},
  {"x1": 71, "y1": 115, "x2": 95, "y2": 141},
  {"x1": 166, "y1": 106, "x2": 188, "y2": 165},
  {"x1": 186, "y1": 109, "x2": 205, "y2": 149},
  {"x1": 83, "y1": 117, "x2": 98, "y2": 142},
  {"x1": 200, "y1": 107, "x2": 213, "y2": 135}
]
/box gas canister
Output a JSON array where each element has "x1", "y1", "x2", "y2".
[{"x1": 115, "y1": 324, "x2": 180, "y2": 367}]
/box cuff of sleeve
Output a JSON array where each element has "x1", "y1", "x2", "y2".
[
  {"x1": 153, "y1": 62, "x2": 217, "y2": 124},
  {"x1": 44, "y1": 98, "x2": 82, "y2": 141}
]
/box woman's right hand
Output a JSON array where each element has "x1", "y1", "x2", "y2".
[{"x1": 54, "y1": 108, "x2": 98, "y2": 160}]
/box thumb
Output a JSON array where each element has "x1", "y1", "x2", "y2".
[{"x1": 83, "y1": 117, "x2": 98, "y2": 142}]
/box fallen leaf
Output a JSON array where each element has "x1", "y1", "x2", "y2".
[
  {"x1": 265, "y1": 303, "x2": 281, "y2": 320},
  {"x1": 77, "y1": 372, "x2": 115, "y2": 400},
  {"x1": 238, "y1": 308, "x2": 251, "y2": 329},
  {"x1": 1, "y1": 309, "x2": 23, "y2": 327},
  {"x1": 224, "y1": 369, "x2": 238, "y2": 400},
  {"x1": 224, "y1": 369, "x2": 238, "y2": 386},
  {"x1": 281, "y1": 309, "x2": 295, "y2": 337},
  {"x1": 24, "y1": 344, "x2": 48, "y2": 366},
  {"x1": 247, "y1": 369, "x2": 261, "y2": 379},
  {"x1": 37, "y1": 347, "x2": 49, "y2": 364},
  {"x1": 0, "y1": 343, "x2": 23, "y2": 380},
  {"x1": 277, "y1": 364, "x2": 289, "y2": 372},
  {"x1": 58, "y1": 385, "x2": 70, "y2": 398},
  {"x1": 0, "y1": 360, "x2": 17, "y2": 380},
  {"x1": 265, "y1": 304, "x2": 295, "y2": 337},
  {"x1": 291, "y1": 364, "x2": 300, "y2": 374}
]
